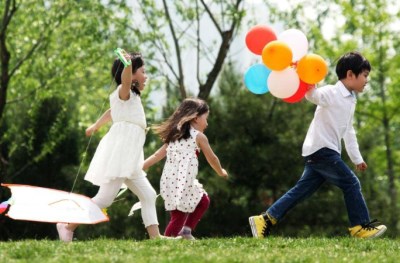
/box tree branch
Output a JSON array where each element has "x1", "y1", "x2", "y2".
[
  {"x1": 9, "y1": 36, "x2": 43, "y2": 78},
  {"x1": 197, "y1": 0, "x2": 243, "y2": 99},
  {"x1": 136, "y1": 2, "x2": 181, "y2": 84},
  {"x1": 195, "y1": 0, "x2": 201, "y2": 85},
  {"x1": 0, "y1": 0, "x2": 18, "y2": 35},
  {"x1": 162, "y1": 0, "x2": 186, "y2": 98},
  {"x1": 200, "y1": 0, "x2": 222, "y2": 35}
]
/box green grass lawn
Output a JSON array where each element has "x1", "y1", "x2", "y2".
[{"x1": 0, "y1": 237, "x2": 399, "y2": 263}]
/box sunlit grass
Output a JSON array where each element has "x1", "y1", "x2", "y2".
[{"x1": 0, "y1": 237, "x2": 399, "y2": 263}]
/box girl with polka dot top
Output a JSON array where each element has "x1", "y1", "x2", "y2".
[{"x1": 143, "y1": 98, "x2": 228, "y2": 240}]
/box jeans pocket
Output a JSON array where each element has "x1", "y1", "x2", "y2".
[
  {"x1": 306, "y1": 148, "x2": 338, "y2": 163},
  {"x1": 333, "y1": 159, "x2": 354, "y2": 179}
]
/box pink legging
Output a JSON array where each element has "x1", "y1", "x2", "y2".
[{"x1": 164, "y1": 194, "x2": 210, "y2": 236}]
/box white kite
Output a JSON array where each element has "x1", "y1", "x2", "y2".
[
  {"x1": 128, "y1": 194, "x2": 160, "y2": 217},
  {"x1": 0, "y1": 184, "x2": 109, "y2": 224}
]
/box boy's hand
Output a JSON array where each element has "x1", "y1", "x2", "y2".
[
  {"x1": 356, "y1": 162, "x2": 368, "y2": 172},
  {"x1": 307, "y1": 84, "x2": 316, "y2": 90}
]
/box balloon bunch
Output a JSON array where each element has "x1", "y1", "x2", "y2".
[{"x1": 244, "y1": 25, "x2": 328, "y2": 103}]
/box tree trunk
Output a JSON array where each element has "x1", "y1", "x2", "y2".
[
  {"x1": 198, "y1": 30, "x2": 233, "y2": 100},
  {"x1": 378, "y1": 45, "x2": 397, "y2": 233},
  {"x1": 0, "y1": 0, "x2": 14, "y2": 178}
]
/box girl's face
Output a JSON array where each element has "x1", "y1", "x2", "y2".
[
  {"x1": 193, "y1": 111, "x2": 209, "y2": 132},
  {"x1": 133, "y1": 66, "x2": 148, "y2": 91}
]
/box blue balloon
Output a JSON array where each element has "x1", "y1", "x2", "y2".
[{"x1": 244, "y1": 63, "x2": 271, "y2": 94}]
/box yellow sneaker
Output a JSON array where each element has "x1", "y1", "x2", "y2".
[
  {"x1": 349, "y1": 220, "x2": 387, "y2": 239},
  {"x1": 249, "y1": 213, "x2": 276, "y2": 238}
]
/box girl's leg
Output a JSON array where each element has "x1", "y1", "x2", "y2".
[
  {"x1": 146, "y1": 225, "x2": 161, "y2": 238},
  {"x1": 183, "y1": 194, "x2": 210, "y2": 231},
  {"x1": 91, "y1": 178, "x2": 125, "y2": 209},
  {"x1": 164, "y1": 210, "x2": 187, "y2": 237},
  {"x1": 67, "y1": 178, "x2": 124, "y2": 231},
  {"x1": 57, "y1": 178, "x2": 124, "y2": 242},
  {"x1": 124, "y1": 177, "x2": 159, "y2": 238}
]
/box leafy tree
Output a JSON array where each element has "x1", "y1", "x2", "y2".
[
  {"x1": 0, "y1": 0, "x2": 154, "y2": 240},
  {"x1": 130, "y1": 0, "x2": 246, "y2": 100}
]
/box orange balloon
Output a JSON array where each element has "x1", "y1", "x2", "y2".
[
  {"x1": 262, "y1": 41, "x2": 293, "y2": 71},
  {"x1": 297, "y1": 54, "x2": 328, "y2": 84},
  {"x1": 245, "y1": 25, "x2": 277, "y2": 55}
]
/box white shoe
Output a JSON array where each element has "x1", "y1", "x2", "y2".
[
  {"x1": 56, "y1": 223, "x2": 74, "y2": 242},
  {"x1": 178, "y1": 229, "x2": 196, "y2": 240},
  {"x1": 158, "y1": 235, "x2": 183, "y2": 240}
]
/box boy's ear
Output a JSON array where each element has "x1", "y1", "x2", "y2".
[{"x1": 346, "y1": 70, "x2": 355, "y2": 78}]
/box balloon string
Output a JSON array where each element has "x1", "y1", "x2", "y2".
[{"x1": 70, "y1": 51, "x2": 123, "y2": 194}]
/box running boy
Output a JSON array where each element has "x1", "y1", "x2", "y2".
[{"x1": 249, "y1": 51, "x2": 387, "y2": 239}]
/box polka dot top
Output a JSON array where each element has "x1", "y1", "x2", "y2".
[{"x1": 160, "y1": 127, "x2": 206, "y2": 213}]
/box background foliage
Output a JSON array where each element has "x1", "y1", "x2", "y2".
[{"x1": 0, "y1": 0, "x2": 399, "y2": 240}]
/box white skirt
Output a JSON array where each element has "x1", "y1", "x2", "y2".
[{"x1": 84, "y1": 122, "x2": 146, "y2": 186}]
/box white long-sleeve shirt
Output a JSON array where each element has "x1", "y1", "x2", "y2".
[{"x1": 302, "y1": 81, "x2": 364, "y2": 165}]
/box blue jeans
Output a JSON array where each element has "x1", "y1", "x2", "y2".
[{"x1": 267, "y1": 148, "x2": 370, "y2": 226}]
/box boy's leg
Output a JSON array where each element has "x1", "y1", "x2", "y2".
[
  {"x1": 267, "y1": 165, "x2": 324, "y2": 221},
  {"x1": 249, "y1": 164, "x2": 324, "y2": 238},
  {"x1": 318, "y1": 157, "x2": 370, "y2": 226},
  {"x1": 164, "y1": 210, "x2": 187, "y2": 236},
  {"x1": 319, "y1": 156, "x2": 386, "y2": 238}
]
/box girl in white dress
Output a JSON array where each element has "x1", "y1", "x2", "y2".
[
  {"x1": 143, "y1": 98, "x2": 228, "y2": 240},
  {"x1": 57, "y1": 52, "x2": 164, "y2": 242}
]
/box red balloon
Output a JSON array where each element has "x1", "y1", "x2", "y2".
[
  {"x1": 283, "y1": 80, "x2": 309, "y2": 103},
  {"x1": 245, "y1": 25, "x2": 277, "y2": 55},
  {"x1": 0, "y1": 202, "x2": 8, "y2": 214}
]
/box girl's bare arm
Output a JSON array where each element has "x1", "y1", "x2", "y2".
[
  {"x1": 119, "y1": 57, "x2": 132, "y2": 100},
  {"x1": 196, "y1": 133, "x2": 228, "y2": 178},
  {"x1": 85, "y1": 108, "x2": 112, "y2": 136},
  {"x1": 143, "y1": 144, "x2": 168, "y2": 170}
]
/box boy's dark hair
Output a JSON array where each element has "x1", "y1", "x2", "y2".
[
  {"x1": 111, "y1": 52, "x2": 144, "y2": 95},
  {"x1": 335, "y1": 51, "x2": 371, "y2": 80}
]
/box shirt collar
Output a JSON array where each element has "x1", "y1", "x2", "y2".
[{"x1": 337, "y1": 81, "x2": 355, "y2": 98}]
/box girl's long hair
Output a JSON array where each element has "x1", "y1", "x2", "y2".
[
  {"x1": 111, "y1": 52, "x2": 143, "y2": 95},
  {"x1": 153, "y1": 98, "x2": 209, "y2": 143}
]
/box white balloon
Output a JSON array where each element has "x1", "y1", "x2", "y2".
[
  {"x1": 267, "y1": 68, "x2": 300, "y2": 99},
  {"x1": 278, "y1": 29, "x2": 308, "y2": 61}
]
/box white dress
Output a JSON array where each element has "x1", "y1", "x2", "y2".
[
  {"x1": 85, "y1": 86, "x2": 147, "y2": 186},
  {"x1": 160, "y1": 127, "x2": 206, "y2": 213}
]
